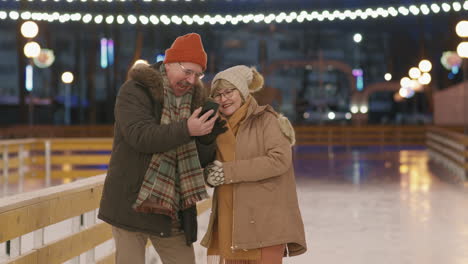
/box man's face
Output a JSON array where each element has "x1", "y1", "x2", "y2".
[{"x1": 165, "y1": 62, "x2": 204, "y2": 97}]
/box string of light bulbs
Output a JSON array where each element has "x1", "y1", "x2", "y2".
[
  {"x1": 0, "y1": 1, "x2": 466, "y2": 26},
  {"x1": 10, "y1": 0, "x2": 203, "y2": 2}
]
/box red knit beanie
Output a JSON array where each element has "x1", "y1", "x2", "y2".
[{"x1": 163, "y1": 33, "x2": 207, "y2": 71}]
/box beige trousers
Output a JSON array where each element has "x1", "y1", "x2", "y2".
[{"x1": 112, "y1": 226, "x2": 196, "y2": 264}]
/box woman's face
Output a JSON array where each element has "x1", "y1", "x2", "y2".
[{"x1": 212, "y1": 86, "x2": 243, "y2": 117}]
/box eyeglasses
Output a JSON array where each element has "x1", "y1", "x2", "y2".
[
  {"x1": 178, "y1": 63, "x2": 204, "y2": 80},
  {"x1": 212, "y1": 88, "x2": 236, "y2": 101}
]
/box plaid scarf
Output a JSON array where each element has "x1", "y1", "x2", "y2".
[{"x1": 133, "y1": 65, "x2": 209, "y2": 219}]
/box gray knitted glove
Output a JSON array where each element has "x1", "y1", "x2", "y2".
[{"x1": 205, "y1": 160, "x2": 225, "y2": 187}]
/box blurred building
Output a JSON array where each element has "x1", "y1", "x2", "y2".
[{"x1": 0, "y1": 0, "x2": 464, "y2": 125}]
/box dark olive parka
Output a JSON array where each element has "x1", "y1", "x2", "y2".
[{"x1": 98, "y1": 62, "x2": 215, "y2": 245}]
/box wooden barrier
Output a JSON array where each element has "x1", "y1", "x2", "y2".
[
  {"x1": 1, "y1": 124, "x2": 464, "y2": 147},
  {"x1": 3, "y1": 125, "x2": 458, "y2": 190},
  {"x1": 0, "y1": 139, "x2": 44, "y2": 195},
  {"x1": 0, "y1": 125, "x2": 432, "y2": 190},
  {"x1": 295, "y1": 125, "x2": 427, "y2": 146},
  {"x1": 426, "y1": 127, "x2": 468, "y2": 182},
  {"x1": 0, "y1": 174, "x2": 212, "y2": 264},
  {"x1": 0, "y1": 125, "x2": 114, "y2": 139},
  {"x1": 0, "y1": 138, "x2": 112, "y2": 192},
  {"x1": 1, "y1": 126, "x2": 443, "y2": 189},
  {"x1": 1, "y1": 126, "x2": 465, "y2": 189}
]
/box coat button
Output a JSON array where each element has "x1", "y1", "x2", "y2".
[{"x1": 250, "y1": 220, "x2": 255, "y2": 224}]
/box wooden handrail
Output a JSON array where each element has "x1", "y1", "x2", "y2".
[
  {"x1": 0, "y1": 139, "x2": 39, "y2": 146},
  {"x1": 7, "y1": 222, "x2": 112, "y2": 264},
  {"x1": 0, "y1": 174, "x2": 106, "y2": 243},
  {"x1": 1, "y1": 125, "x2": 463, "y2": 138},
  {"x1": 426, "y1": 127, "x2": 468, "y2": 182},
  {"x1": 0, "y1": 125, "x2": 114, "y2": 139},
  {"x1": 0, "y1": 138, "x2": 113, "y2": 188},
  {"x1": 427, "y1": 127, "x2": 468, "y2": 145},
  {"x1": 294, "y1": 126, "x2": 427, "y2": 146}
]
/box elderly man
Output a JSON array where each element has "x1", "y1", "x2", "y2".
[{"x1": 98, "y1": 33, "x2": 225, "y2": 264}]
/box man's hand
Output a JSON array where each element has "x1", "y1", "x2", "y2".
[
  {"x1": 187, "y1": 107, "x2": 218, "y2": 136},
  {"x1": 197, "y1": 118, "x2": 228, "y2": 145}
]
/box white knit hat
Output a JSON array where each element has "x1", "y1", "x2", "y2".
[{"x1": 211, "y1": 65, "x2": 264, "y2": 99}]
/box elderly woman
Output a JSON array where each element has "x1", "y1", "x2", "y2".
[{"x1": 201, "y1": 65, "x2": 307, "y2": 264}]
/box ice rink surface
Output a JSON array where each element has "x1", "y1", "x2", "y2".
[{"x1": 3, "y1": 147, "x2": 468, "y2": 264}]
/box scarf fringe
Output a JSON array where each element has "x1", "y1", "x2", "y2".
[
  {"x1": 182, "y1": 192, "x2": 210, "y2": 209},
  {"x1": 135, "y1": 191, "x2": 209, "y2": 219},
  {"x1": 134, "y1": 206, "x2": 176, "y2": 219},
  {"x1": 133, "y1": 196, "x2": 177, "y2": 219}
]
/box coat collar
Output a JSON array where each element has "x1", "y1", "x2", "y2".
[
  {"x1": 245, "y1": 96, "x2": 275, "y2": 119},
  {"x1": 243, "y1": 97, "x2": 296, "y2": 146},
  {"x1": 127, "y1": 61, "x2": 207, "y2": 109}
]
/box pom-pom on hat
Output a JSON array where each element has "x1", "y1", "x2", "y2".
[{"x1": 164, "y1": 33, "x2": 207, "y2": 71}]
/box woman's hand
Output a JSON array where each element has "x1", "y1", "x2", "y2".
[{"x1": 204, "y1": 160, "x2": 225, "y2": 187}]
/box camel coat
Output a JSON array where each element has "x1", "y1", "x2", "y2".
[{"x1": 201, "y1": 99, "x2": 307, "y2": 257}]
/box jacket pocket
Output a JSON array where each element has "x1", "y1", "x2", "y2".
[
  {"x1": 258, "y1": 178, "x2": 277, "y2": 192},
  {"x1": 127, "y1": 173, "x2": 145, "y2": 202}
]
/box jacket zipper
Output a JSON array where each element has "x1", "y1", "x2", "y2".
[
  {"x1": 231, "y1": 123, "x2": 243, "y2": 252},
  {"x1": 231, "y1": 113, "x2": 256, "y2": 251},
  {"x1": 231, "y1": 130, "x2": 238, "y2": 252},
  {"x1": 231, "y1": 119, "x2": 251, "y2": 252}
]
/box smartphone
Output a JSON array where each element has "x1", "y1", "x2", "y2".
[{"x1": 199, "y1": 101, "x2": 219, "y2": 120}]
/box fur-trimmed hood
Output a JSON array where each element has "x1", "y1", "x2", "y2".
[
  {"x1": 127, "y1": 61, "x2": 207, "y2": 109},
  {"x1": 277, "y1": 113, "x2": 296, "y2": 146}
]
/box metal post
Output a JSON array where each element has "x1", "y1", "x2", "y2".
[
  {"x1": 0, "y1": 242, "x2": 7, "y2": 260},
  {"x1": 33, "y1": 229, "x2": 44, "y2": 250},
  {"x1": 346, "y1": 129, "x2": 351, "y2": 152},
  {"x1": 380, "y1": 130, "x2": 384, "y2": 152},
  {"x1": 9, "y1": 237, "x2": 21, "y2": 259},
  {"x1": 397, "y1": 128, "x2": 401, "y2": 148},
  {"x1": 464, "y1": 59, "x2": 468, "y2": 180},
  {"x1": 45, "y1": 140, "x2": 51, "y2": 187},
  {"x1": 26, "y1": 62, "x2": 35, "y2": 126},
  {"x1": 65, "y1": 83, "x2": 71, "y2": 125},
  {"x1": 352, "y1": 151, "x2": 361, "y2": 185},
  {"x1": 18, "y1": 144, "x2": 24, "y2": 193},
  {"x1": 84, "y1": 210, "x2": 97, "y2": 263},
  {"x1": 70, "y1": 216, "x2": 81, "y2": 264},
  {"x1": 464, "y1": 59, "x2": 468, "y2": 136},
  {"x1": 3, "y1": 146, "x2": 9, "y2": 196}
]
